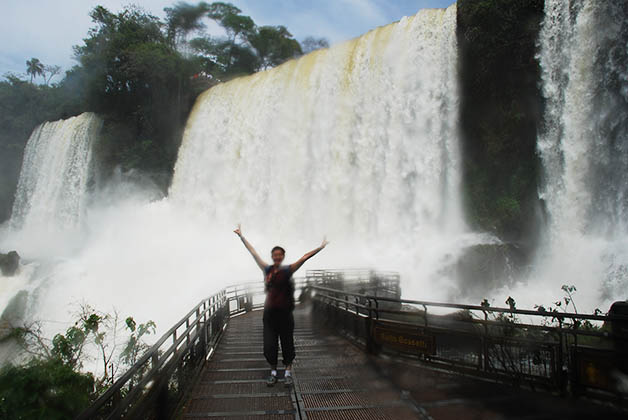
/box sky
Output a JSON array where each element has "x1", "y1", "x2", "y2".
[{"x1": 0, "y1": 0, "x2": 454, "y2": 81}]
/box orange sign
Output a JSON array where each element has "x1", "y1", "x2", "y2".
[{"x1": 373, "y1": 321, "x2": 435, "y2": 355}]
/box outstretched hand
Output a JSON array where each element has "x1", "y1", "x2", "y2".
[
  {"x1": 234, "y1": 224, "x2": 242, "y2": 237},
  {"x1": 321, "y1": 236, "x2": 329, "y2": 248}
]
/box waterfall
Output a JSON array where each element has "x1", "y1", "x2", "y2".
[
  {"x1": 2, "y1": 5, "x2": 482, "y2": 360},
  {"x1": 10, "y1": 112, "x2": 102, "y2": 233},
  {"x1": 535, "y1": 0, "x2": 628, "y2": 306},
  {"x1": 0, "y1": 112, "x2": 100, "y2": 357},
  {"x1": 171, "y1": 4, "x2": 475, "y2": 296}
]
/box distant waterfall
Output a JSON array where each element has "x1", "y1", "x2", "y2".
[
  {"x1": 536, "y1": 0, "x2": 628, "y2": 302},
  {"x1": 171, "y1": 5, "x2": 472, "y2": 294},
  {"x1": 10, "y1": 113, "x2": 101, "y2": 231}
]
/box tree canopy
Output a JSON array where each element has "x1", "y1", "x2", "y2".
[{"x1": 0, "y1": 1, "x2": 326, "y2": 223}]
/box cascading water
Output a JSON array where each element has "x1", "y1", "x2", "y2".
[
  {"x1": 1, "y1": 4, "x2": 483, "y2": 364},
  {"x1": 9, "y1": 112, "x2": 101, "y2": 241},
  {"x1": 0, "y1": 113, "x2": 101, "y2": 361},
  {"x1": 172, "y1": 4, "x2": 480, "y2": 298},
  {"x1": 531, "y1": 0, "x2": 628, "y2": 309},
  {"x1": 173, "y1": 7, "x2": 462, "y2": 238}
]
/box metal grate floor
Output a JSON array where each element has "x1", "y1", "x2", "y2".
[
  {"x1": 180, "y1": 306, "x2": 421, "y2": 419},
  {"x1": 179, "y1": 305, "x2": 625, "y2": 420}
]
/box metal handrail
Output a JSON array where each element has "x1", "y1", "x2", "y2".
[
  {"x1": 76, "y1": 286, "x2": 255, "y2": 419},
  {"x1": 310, "y1": 285, "x2": 628, "y2": 323},
  {"x1": 309, "y1": 282, "x2": 628, "y2": 402},
  {"x1": 77, "y1": 277, "x2": 310, "y2": 419},
  {"x1": 77, "y1": 270, "x2": 626, "y2": 418},
  {"x1": 76, "y1": 291, "x2": 226, "y2": 420}
]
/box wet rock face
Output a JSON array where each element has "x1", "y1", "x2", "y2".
[
  {"x1": 455, "y1": 244, "x2": 527, "y2": 301},
  {"x1": 0, "y1": 290, "x2": 28, "y2": 341},
  {"x1": 0, "y1": 251, "x2": 20, "y2": 276}
]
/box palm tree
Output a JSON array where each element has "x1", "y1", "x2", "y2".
[
  {"x1": 26, "y1": 58, "x2": 44, "y2": 84},
  {"x1": 164, "y1": 2, "x2": 210, "y2": 48}
]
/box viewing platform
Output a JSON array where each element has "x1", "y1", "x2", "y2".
[{"x1": 78, "y1": 270, "x2": 628, "y2": 420}]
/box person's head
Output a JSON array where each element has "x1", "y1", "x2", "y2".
[{"x1": 271, "y1": 246, "x2": 285, "y2": 265}]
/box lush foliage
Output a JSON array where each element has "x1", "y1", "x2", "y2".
[
  {"x1": 458, "y1": 0, "x2": 544, "y2": 247},
  {"x1": 2, "y1": 306, "x2": 156, "y2": 419},
  {"x1": 71, "y1": 5, "x2": 199, "y2": 183},
  {"x1": 0, "y1": 359, "x2": 94, "y2": 420},
  {"x1": 0, "y1": 2, "x2": 326, "y2": 223},
  {"x1": 188, "y1": 2, "x2": 303, "y2": 76}
]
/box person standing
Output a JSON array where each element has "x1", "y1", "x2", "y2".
[{"x1": 234, "y1": 225, "x2": 329, "y2": 386}]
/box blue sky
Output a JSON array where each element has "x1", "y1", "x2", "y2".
[{"x1": 1, "y1": 0, "x2": 455, "y2": 81}]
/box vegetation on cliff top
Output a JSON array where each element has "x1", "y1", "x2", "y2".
[
  {"x1": 0, "y1": 1, "x2": 328, "y2": 223},
  {"x1": 1, "y1": 0, "x2": 546, "y2": 248},
  {"x1": 0, "y1": 305, "x2": 155, "y2": 419}
]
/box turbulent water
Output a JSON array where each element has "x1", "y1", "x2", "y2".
[
  {"x1": 2, "y1": 0, "x2": 627, "y2": 350},
  {"x1": 173, "y1": 7, "x2": 462, "y2": 238},
  {"x1": 172, "y1": 4, "x2": 479, "y2": 298},
  {"x1": 1, "y1": 4, "x2": 481, "y2": 355},
  {"x1": 530, "y1": 0, "x2": 628, "y2": 309},
  {"x1": 10, "y1": 113, "x2": 101, "y2": 241}
]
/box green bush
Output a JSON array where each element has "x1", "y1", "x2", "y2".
[{"x1": 0, "y1": 359, "x2": 94, "y2": 420}]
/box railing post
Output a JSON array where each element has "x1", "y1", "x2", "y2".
[
  {"x1": 557, "y1": 317, "x2": 565, "y2": 394},
  {"x1": 481, "y1": 310, "x2": 489, "y2": 371},
  {"x1": 365, "y1": 298, "x2": 377, "y2": 354},
  {"x1": 354, "y1": 296, "x2": 359, "y2": 337},
  {"x1": 196, "y1": 308, "x2": 201, "y2": 333}
]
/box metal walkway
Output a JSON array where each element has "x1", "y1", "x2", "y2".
[
  {"x1": 181, "y1": 306, "x2": 419, "y2": 419},
  {"x1": 180, "y1": 306, "x2": 626, "y2": 420},
  {"x1": 77, "y1": 271, "x2": 627, "y2": 419}
]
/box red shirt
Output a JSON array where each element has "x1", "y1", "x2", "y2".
[{"x1": 264, "y1": 265, "x2": 295, "y2": 310}]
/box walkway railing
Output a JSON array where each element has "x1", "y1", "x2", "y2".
[
  {"x1": 77, "y1": 270, "x2": 627, "y2": 418},
  {"x1": 76, "y1": 279, "x2": 306, "y2": 420},
  {"x1": 309, "y1": 284, "x2": 628, "y2": 404}
]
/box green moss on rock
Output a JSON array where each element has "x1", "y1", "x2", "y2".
[{"x1": 457, "y1": 0, "x2": 545, "y2": 250}]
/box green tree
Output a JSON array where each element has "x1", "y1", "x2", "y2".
[
  {"x1": 120, "y1": 317, "x2": 156, "y2": 368},
  {"x1": 193, "y1": 2, "x2": 302, "y2": 76},
  {"x1": 164, "y1": 1, "x2": 210, "y2": 47},
  {"x1": 73, "y1": 5, "x2": 198, "y2": 182},
  {"x1": 206, "y1": 2, "x2": 255, "y2": 69},
  {"x1": 249, "y1": 25, "x2": 302, "y2": 70},
  {"x1": 50, "y1": 314, "x2": 100, "y2": 370},
  {"x1": 0, "y1": 359, "x2": 94, "y2": 420},
  {"x1": 1, "y1": 1, "x2": 307, "y2": 222},
  {"x1": 301, "y1": 36, "x2": 329, "y2": 54},
  {"x1": 26, "y1": 58, "x2": 44, "y2": 83},
  {"x1": 3, "y1": 305, "x2": 157, "y2": 418},
  {"x1": 207, "y1": 2, "x2": 255, "y2": 43},
  {"x1": 42, "y1": 64, "x2": 62, "y2": 86}
]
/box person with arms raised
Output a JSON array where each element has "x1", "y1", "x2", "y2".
[{"x1": 234, "y1": 224, "x2": 329, "y2": 386}]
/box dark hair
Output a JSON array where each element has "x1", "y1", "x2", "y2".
[{"x1": 271, "y1": 246, "x2": 285, "y2": 255}]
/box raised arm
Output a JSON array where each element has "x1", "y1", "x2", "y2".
[
  {"x1": 290, "y1": 237, "x2": 329, "y2": 273},
  {"x1": 234, "y1": 225, "x2": 268, "y2": 271}
]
